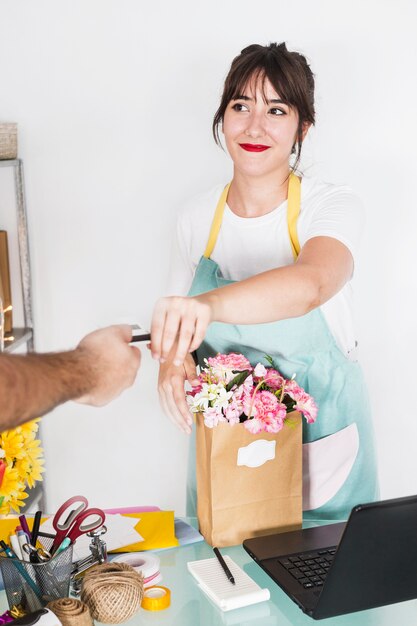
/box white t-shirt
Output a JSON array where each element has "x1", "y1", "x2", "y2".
[{"x1": 167, "y1": 176, "x2": 364, "y2": 358}]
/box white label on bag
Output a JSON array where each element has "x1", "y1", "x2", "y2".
[{"x1": 237, "y1": 440, "x2": 276, "y2": 468}]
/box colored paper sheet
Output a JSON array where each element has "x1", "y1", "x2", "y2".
[
  {"x1": 0, "y1": 516, "x2": 47, "y2": 544},
  {"x1": 110, "y1": 511, "x2": 179, "y2": 552},
  {"x1": 174, "y1": 518, "x2": 204, "y2": 546},
  {"x1": 103, "y1": 506, "x2": 160, "y2": 514}
]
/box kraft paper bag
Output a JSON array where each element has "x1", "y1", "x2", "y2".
[{"x1": 196, "y1": 412, "x2": 302, "y2": 547}]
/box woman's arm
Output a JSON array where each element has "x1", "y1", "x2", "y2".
[{"x1": 151, "y1": 236, "x2": 353, "y2": 365}]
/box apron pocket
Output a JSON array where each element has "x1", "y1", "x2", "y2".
[{"x1": 302, "y1": 423, "x2": 359, "y2": 511}]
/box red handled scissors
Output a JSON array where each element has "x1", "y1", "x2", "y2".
[{"x1": 51, "y1": 495, "x2": 106, "y2": 554}]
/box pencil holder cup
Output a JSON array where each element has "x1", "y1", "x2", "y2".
[{"x1": 0, "y1": 536, "x2": 74, "y2": 614}]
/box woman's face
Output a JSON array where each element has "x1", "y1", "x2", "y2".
[{"x1": 222, "y1": 76, "x2": 301, "y2": 178}]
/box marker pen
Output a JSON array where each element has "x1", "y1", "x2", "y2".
[
  {"x1": 16, "y1": 526, "x2": 30, "y2": 562},
  {"x1": 54, "y1": 537, "x2": 71, "y2": 556},
  {"x1": 9, "y1": 533, "x2": 23, "y2": 560},
  {"x1": 0, "y1": 540, "x2": 42, "y2": 599}
]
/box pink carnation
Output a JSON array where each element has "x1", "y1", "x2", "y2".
[
  {"x1": 231, "y1": 374, "x2": 254, "y2": 399},
  {"x1": 207, "y1": 353, "x2": 252, "y2": 383},
  {"x1": 208, "y1": 352, "x2": 251, "y2": 371},
  {"x1": 283, "y1": 379, "x2": 318, "y2": 423},
  {"x1": 244, "y1": 417, "x2": 264, "y2": 434},
  {"x1": 283, "y1": 378, "x2": 304, "y2": 400},
  {"x1": 225, "y1": 399, "x2": 243, "y2": 425},
  {"x1": 263, "y1": 369, "x2": 285, "y2": 390},
  {"x1": 203, "y1": 406, "x2": 226, "y2": 428},
  {"x1": 294, "y1": 392, "x2": 318, "y2": 424},
  {"x1": 243, "y1": 390, "x2": 286, "y2": 433}
]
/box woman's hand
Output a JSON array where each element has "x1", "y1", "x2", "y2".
[
  {"x1": 151, "y1": 296, "x2": 213, "y2": 366},
  {"x1": 158, "y1": 351, "x2": 199, "y2": 434}
]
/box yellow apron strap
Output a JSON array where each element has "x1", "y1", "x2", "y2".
[
  {"x1": 203, "y1": 183, "x2": 231, "y2": 259},
  {"x1": 203, "y1": 175, "x2": 301, "y2": 260},
  {"x1": 287, "y1": 173, "x2": 301, "y2": 260}
]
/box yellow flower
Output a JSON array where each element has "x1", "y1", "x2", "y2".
[
  {"x1": 0, "y1": 464, "x2": 23, "y2": 503},
  {"x1": 16, "y1": 419, "x2": 40, "y2": 441},
  {"x1": 23, "y1": 437, "x2": 43, "y2": 459},
  {"x1": 0, "y1": 462, "x2": 30, "y2": 514},
  {"x1": 0, "y1": 429, "x2": 25, "y2": 462},
  {"x1": 0, "y1": 481, "x2": 29, "y2": 515},
  {"x1": 0, "y1": 419, "x2": 45, "y2": 513},
  {"x1": 15, "y1": 454, "x2": 45, "y2": 489}
]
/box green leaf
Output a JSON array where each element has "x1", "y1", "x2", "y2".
[
  {"x1": 284, "y1": 415, "x2": 300, "y2": 429},
  {"x1": 264, "y1": 353, "x2": 278, "y2": 369},
  {"x1": 226, "y1": 369, "x2": 251, "y2": 392}
]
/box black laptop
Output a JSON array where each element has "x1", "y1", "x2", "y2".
[{"x1": 243, "y1": 495, "x2": 417, "y2": 620}]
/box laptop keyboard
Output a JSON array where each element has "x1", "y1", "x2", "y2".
[{"x1": 278, "y1": 546, "x2": 337, "y2": 589}]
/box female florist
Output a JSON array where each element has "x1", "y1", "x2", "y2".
[{"x1": 187, "y1": 353, "x2": 317, "y2": 547}]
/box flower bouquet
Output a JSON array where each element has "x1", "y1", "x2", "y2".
[
  {"x1": 187, "y1": 353, "x2": 317, "y2": 547},
  {"x1": 187, "y1": 353, "x2": 317, "y2": 433},
  {"x1": 0, "y1": 420, "x2": 45, "y2": 515}
]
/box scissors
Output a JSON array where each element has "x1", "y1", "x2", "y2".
[
  {"x1": 51, "y1": 495, "x2": 106, "y2": 554},
  {"x1": 22, "y1": 542, "x2": 52, "y2": 563}
]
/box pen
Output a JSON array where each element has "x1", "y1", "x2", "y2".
[
  {"x1": 54, "y1": 537, "x2": 71, "y2": 556},
  {"x1": 19, "y1": 515, "x2": 32, "y2": 543},
  {"x1": 16, "y1": 526, "x2": 30, "y2": 562},
  {"x1": 213, "y1": 547, "x2": 235, "y2": 584},
  {"x1": 9, "y1": 533, "x2": 23, "y2": 560},
  {"x1": 31, "y1": 510, "x2": 42, "y2": 546},
  {"x1": 38, "y1": 531, "x2": 55, "y2": 539},
  {"x1": 0, "y1": 540, "x2": 42, "y2": 598}
]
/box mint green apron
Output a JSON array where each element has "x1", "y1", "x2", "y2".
[{"x1": 186, "y1": 174, "x2": 379, "y2": 521}]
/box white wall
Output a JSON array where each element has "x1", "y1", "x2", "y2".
[{"x1": 1, "y1": 0, "x2": 416, "y2": 514}]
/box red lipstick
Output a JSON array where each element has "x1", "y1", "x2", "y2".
[{"x1": 239, "y1": 143, "x2": 270, "y2": 152}]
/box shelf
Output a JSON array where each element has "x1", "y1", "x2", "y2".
[
  {"x1": 0, "y1": 159, "x2": 34, "y2": 353},
  {"x1": 0, "y1": 159, "x2": 19, "y2": 168},
  {"x1": 1, "y1": 158, "x2": 43, "y2": 507},
  {"x1": 3, "y1": 327, "x2": 33, "y2": 352}
]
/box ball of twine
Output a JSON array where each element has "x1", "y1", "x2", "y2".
[
  {"x1": 81, "y1": 562, "x2": 144, "y2": 624},
  {"x1": 47, "y1": 597, "x2": 93, "y2": 626}
]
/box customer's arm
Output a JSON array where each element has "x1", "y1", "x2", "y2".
[{"x1": 0, "y1": 325, "x2": 140, "y2": 431}]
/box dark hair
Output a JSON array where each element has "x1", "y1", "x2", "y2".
[{"x1": 213, "y1": 42, "x2": 315, "y2": 170}]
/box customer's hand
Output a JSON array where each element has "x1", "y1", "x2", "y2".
[
  {"x1": 76, "y1": 324, "x2": 141, "y2": 406},
  {"x1": 158, "y1": 351, "x2": 199, "y2": 434},
  {"x1": 151, "y1": 296, "x2": 212, "y2": 366}
]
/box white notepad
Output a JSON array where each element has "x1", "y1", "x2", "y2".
[{"x1": 187, "y1": 556, "x2": 270, "y2": 612}]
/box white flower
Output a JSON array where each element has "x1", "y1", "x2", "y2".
[
  {"x1": 0, "y1": 448, "x2": 5, "y2": 459},
  {"x1": 254, "y1": 363, "x2": 267, "y2": 378},
  {"x1": 187, "y1": 383, "x2": 220, "y2": 413},
  {"x1": 212, "y1": 386, "x2": 233, "y2": 410}
]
